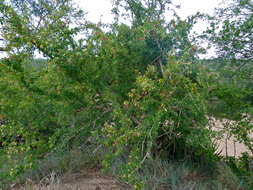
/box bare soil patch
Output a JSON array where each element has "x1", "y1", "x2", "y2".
[
  {"x1": 11, "y1": 168, "x2": 129, "y2": 190},
  {"x1": 209, "y1": 117, "x2": 253, "y2": 157}
]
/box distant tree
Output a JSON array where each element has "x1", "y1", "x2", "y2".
[
  {"x1": 203, "y1": 0, "x2": 253, "y2": 108},
  {"x1": 206, "y1": 0, "x2": 253, "y2": 76}
]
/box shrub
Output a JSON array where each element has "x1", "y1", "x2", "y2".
[{"x1": 98, "y1": 62, "x2": 218, "y2": 188}]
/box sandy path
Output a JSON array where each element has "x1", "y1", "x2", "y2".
[{"x1": 208, "y1": 117, "x2": 253, "y2": 157}]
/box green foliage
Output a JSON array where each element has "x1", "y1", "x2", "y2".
[
  {"x1": 204, "y1": 0, "x2": 253, "y2": 78},
  {"x1": 224, "y1": 153, "x2": 253, "y2": 189},
  {"x1": 0, "y1": 0, "x2": 252, "y2": 189},
  {"x1": 203, "y1": 0, "x2": 253, "y2": 123},
  {"x1": 97, "y1": 62, "x2": 217, "y2": 188}
]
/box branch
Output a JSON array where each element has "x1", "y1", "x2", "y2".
[
  {"x1": 150, "y1": 55, "x2": 162, "y2": 65},
  {"x1": 0, "y1": 47, "x2": 6, "y2": 51},
  {"x1": 158, "y1": 58, "x2": 165, "y2": 78},
  {"x1": 131, "y1": 115, "x2": 142, "y2": 126},
  {"x1": 30, "y1": 39, "x2": 54, "y2": 59}
]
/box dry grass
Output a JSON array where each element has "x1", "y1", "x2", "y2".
[
  {"x1": 12, "y1": 169, "x2": 127, "y2": 190},
  {"x1": 136, "y1": 159, "x2": 241, "y2": 190},
  {"x1": 2, "y1": 116, "x2": 253, "y2": 190},
  {"x1": 2, "y1": 150, "x2": 245, "y2": 190}
]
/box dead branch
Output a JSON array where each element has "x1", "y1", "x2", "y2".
[{"x1": 0, "y1": 47, "x2": 6, "y2": 51}]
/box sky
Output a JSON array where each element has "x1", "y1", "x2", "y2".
[
  {"x1": 77, "y1": 0, "x2": 223, "y2": 23},
  {"x1": 75, "y1": 0, "x2": 224, "y2": 58},
  {"x1": 76, "y1": 0, "x2": 224, "y2": 58},
  {"x1": 0, "y1": 0, "x2": 223, "y2": 59}
]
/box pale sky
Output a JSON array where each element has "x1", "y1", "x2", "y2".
[
  {"x1": 76, "y1": 0, "x2": 223, "y2": 58},
  {"x1": 77, "y1": 0, "x2": 223, "y2": 23},
  {"x1": 0, "y1": 0, "x2": 223, "y2": 58}
]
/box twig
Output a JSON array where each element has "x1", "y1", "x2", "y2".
[
  {"x1": 158, "y1": 58, "x2": 165, "y2": 78},
  {"x1": 93, "y1": 144, "x2": 102, "y2": 154},
  {"x1": 0, "y1": 47, "x2": 6, "y2": 51},
  {"x1": 139, "y1": 151, "x2": 150, "y2": 166},
  {"x1": 225, "y1": 133, "x2": 228, "y2": 157},
  {"x1": 131, "y1": 116, "x2": 141, "y2": 126},
  {"x1": 150, "y1": 55, "x2": 162, "y2": 65}
]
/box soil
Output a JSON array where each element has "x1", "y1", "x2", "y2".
[
  {"x1": 58, "y1": 169, "x2": 128, "y2": 190},
  {"x1": 12, "y1": 168, "x2": 129, "y2": 190},
  {"x1": 209, "y1": 116, "x2": 253, "y2": 157}
]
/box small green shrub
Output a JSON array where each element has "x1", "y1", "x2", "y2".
[{"x1": 98, "y1": 62, "x2": 218, "y2": 189}]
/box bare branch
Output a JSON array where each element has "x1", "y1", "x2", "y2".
[{"x1": 0, "y1": 47, "x2": 6, "y2": 51}]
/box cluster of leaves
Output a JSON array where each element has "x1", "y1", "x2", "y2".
[
  {"x1": 205, "y1": 0, "x2": 252, "y2": 68},
  {"x1": 203, "y1": 0, "x2": 253, "y2": 105}
]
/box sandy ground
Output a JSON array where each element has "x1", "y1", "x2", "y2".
[{"x1": 208, "y1": 116, "x2": 253, "y2": 157}]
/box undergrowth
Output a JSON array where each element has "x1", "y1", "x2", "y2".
[{"x1": 1, "y1": 144, "x2": 250, "y2": 190}]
